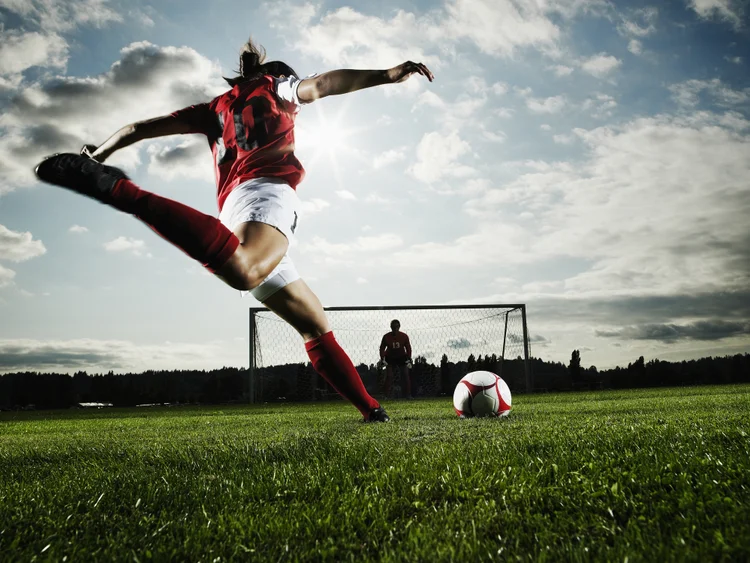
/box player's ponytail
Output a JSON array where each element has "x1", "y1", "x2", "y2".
[
  {"x1": 224, "y1": 37, "x2": 299, "y2": 87},
  {"x1": 239, "y1": 43, "x2": 264, "y2": 76}
]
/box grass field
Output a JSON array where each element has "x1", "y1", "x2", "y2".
[{"x1": 1, "y1": 385, "x2": 749, "y2": 562}]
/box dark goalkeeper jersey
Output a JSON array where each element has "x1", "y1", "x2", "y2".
[{"x1": 380, "y1": 331, "x2": 412, "y2": 362}]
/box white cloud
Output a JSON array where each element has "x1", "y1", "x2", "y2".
[
  {"x1": 69, "y1": 225, "x2": 89, "y2": 234},
  {"x1": 515, "y1": 86, "x2": 533, "y2": 97},
  {"x1": 303, "y1": 233, "x2": 403, "y2": 260},
  {"x1": 0, "y1": 0, "x2": 123, "y2": 32},
  {"x1": 628, "y1": 39, "x2": 643, "y2": 55},
  {"x1": 526, "y1": 95, "x2": 566, "y2": 114},
  {"x1": 147, "y1": 138, "x2": 214, "y2": 182},
  {"x1": 301, "y1": 198, "x2": 330, "y2": 216},
  {"x1": 583, "y1": 93, "x2": 618, "y2": 119},
  {"x1": 467, "y1": 76, "x2": 486, "y2": 93},
  {"x1": 553, "y1": 134, "x2": 575, "y2": 144},
  {"x1": 522, "y1": 280, "x2": 565, "y2": 293},
  {"x1": 270, "y1": 4, "x2": 439, "y2": 70},
  {"x1": 389, "y1": 223, "x2": 529, "y2": 269},
  {"x1": 669, "y1": 78, "x2": 750, "y2": 107},
  {"x1": 725, "y1": 55, "x2": 743, "y2": 64},
  {"x1": 482, "y1": 130, "x2": 506, "y2": 143},
  {"x1": 462, "y1": 111, "x2": 750, "y2": 297},
  {"x1": 372, "y1": 147, "x2": 407, "y2": 169},
  {"x1": 453, "y1": 177, "x2": 493, "y2": 197},
  {"x1": 540, "y1": 124, "x2": 552, "y2": 131},
  {"x1": 617, "y1": 7, "x2": 658, "y2": 37},
  {"x1": 442, "y1": 0, "x2": 562, "y2": 58},
  {"x1": 132, "y1": 9, "x2": 155, "y2": 27},
  {"x1": 0, "y1": 264, "x2": 15, "y2": 288},
  {"x1": 356, "y1": 234, "x2": 403, "y2": 252},
  {"x1": 365, "y1": 193, "x2": 392, "y2": 204},
  {"x1": 466, "y1": 77, "x2": 507, "y2": 96},
  {"x1": 580, "y1": 53, "x2": 621, "y2": 77},
  {"x1": 0, "y1": 224, "x2": 46, "y2": 262},
  {"x1": 0, "y1": 41, "x2": 226, "y2": 194},
  {"x1": 269, "y1": 0, "x2": 608, "y2": 73},
  {"x1": 336, "y1": 190, "x2": 357, "y2": 200},
  {"x1": 491, "y1": 82, "x2": 509, "y2": 95},
  {"x1": 414, "y1": 90, "x2": 488, "y2": 131},
  {"x1": 0, "y1": 30, "x2": 68, "y2": 75},
  {"x1": 551, "y1": 65, "x2": 574, "y2": 76},
  {"x1": 410, "y1": 130, "x2": 475, "y2": 183},
  {"x1": 103, "y1": 236, "x2": 148, "y2": 257},
  {"x1": 0, "y1": 337, "x2": 237, "y2": 373},
  {"x1": 688, "y1": 0, "x2": 742, "y2": 27},
  {"x1": 494, "y1": 107, "x2": 515, "y2": 119},
  {"x1": 356, "y1": 277, "x2": 368, "y2": 284},
  {"x1": 0, "y1": 74, "x2": 23, "y2": 92}
]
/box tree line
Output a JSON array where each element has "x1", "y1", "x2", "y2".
[{"x1": 0, "y1": 352, "x2": 748, "y2": 410}]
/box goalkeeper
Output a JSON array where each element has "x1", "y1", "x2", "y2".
[{"x1": 379, "y1": 320, "x2": 413, "y2": 398}]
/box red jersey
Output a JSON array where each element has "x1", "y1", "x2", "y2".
[
  {"x1": 380, "y1": 331, "x2": 412, "y2": 362},
  {"x1": 171, "y1": 75, "x2": 305, "y2": 212}
]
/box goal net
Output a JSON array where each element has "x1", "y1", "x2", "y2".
[{"x1": 248, "y1": 304, "x2": 531, "y2": 403}]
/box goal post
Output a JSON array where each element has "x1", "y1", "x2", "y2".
[{"x1": 248, "y1": 304, "x2": 532, "y2": 403}]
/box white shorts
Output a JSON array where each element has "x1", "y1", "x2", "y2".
[{"x1": 218, "y1": 177, "x2": 302, "y2": 302}]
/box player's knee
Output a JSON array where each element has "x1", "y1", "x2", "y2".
[
  {"x1": 243, "y1": 261, "x2": 276, "y2": 290},
  {"x1": 226, "y1": 248, "x2": 277, "y2": 290}
]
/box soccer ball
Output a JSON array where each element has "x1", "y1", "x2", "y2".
[{"x1": 453, "y1": 371, "x2": 512, "y2": 418}]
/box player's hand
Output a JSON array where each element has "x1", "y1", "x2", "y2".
[
  {"x1": 387, "y1": 61, "x2": 434, "y2": 84},
  {"x1": 81, "y1": 144, "x2": 105, "y2": 162},
  {"x1": 406, "y1": 358, "x2": 413, "y2": 369},
  {"x1": 377, "y1": 359, "x2": 387, "y2": 370}
]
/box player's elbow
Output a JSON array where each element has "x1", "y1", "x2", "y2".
[{"x1": 128, "y1": 121, "x2": 147, "y2": 141}]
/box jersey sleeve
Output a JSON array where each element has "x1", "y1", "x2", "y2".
[
  {"x1": 274, "y1": 74, "x2": 316, "y2": 114},
  {"x1": 169, "y1": 103, "x2": 214, "y2": 135}
]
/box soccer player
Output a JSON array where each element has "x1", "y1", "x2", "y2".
[
  {"x1": 379, "y1": 319, "x2": 413, "y2": 398},
  {"x1": 34, "y1": 38, "x2": 434, "y2": 422}
]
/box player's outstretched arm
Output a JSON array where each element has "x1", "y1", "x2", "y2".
[
  {"x1": 296, "y1": 61, "x2": 434, "y2": 104},
  {"x1": 83, "y1": 114, "x2": 197, "y2": 163}
]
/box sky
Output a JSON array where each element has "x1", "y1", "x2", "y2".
[{"x1": 0, "y1": 0, "x2": 749, "y2": 375}]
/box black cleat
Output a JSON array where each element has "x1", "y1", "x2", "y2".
[
  {"x1": 34, "y1": 153, "x2": 129, "y2": 203},
  {"x1": 366, "y1": 406, "x2": 390, "y2": 423}
]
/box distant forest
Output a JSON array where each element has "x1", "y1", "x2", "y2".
[{"x1": 1, "y1": 352, "x2": 748, "y2": 410}]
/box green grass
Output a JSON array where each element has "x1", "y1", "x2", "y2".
[{"x1": 1, "y1": 385, "x2": 749, "y2": 562}]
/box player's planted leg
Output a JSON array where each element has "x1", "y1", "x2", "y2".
[{"x1": 263, "y1": 279, "x2": 389, "y2": 422}]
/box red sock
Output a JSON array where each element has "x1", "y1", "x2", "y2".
[
  {"x1": 110, "y1": 179, "x2": 239, "y2": 272},
  {"x1": 305, "y1": 331, "x2": 380, "y2": 417}
]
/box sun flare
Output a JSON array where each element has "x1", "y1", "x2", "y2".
[
  {"x1": 311, "y1": 120, "x2": 348, "y2": 155},
  {"x1": 295, "y1": 103, "x2": 363, "y2": 166}
]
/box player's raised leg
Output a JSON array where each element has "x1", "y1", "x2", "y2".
[
  {"x1": 34, "y1": 154, "x2": 241, "y2": 274},
  {"x1": 34, "y1": 154, "x2": 288, "y2": 289},
  {"x1": 262, "y1": 279, "x2": 389, "y2": 422}
]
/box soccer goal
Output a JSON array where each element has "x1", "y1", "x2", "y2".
[{"x1": 248, "y1": 304, "x2": 532, "y2": 403}]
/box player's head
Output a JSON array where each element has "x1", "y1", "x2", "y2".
[
  {"x1": 224, "y1": 37, "x2": 299, "y2": 86},
  {"x1": 390, "y1": 319, "x2": 400, "y2": 332}
]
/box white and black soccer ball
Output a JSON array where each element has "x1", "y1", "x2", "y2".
[{"x1": 453, "y1": 370, "x2": 512, "y2": 418}]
